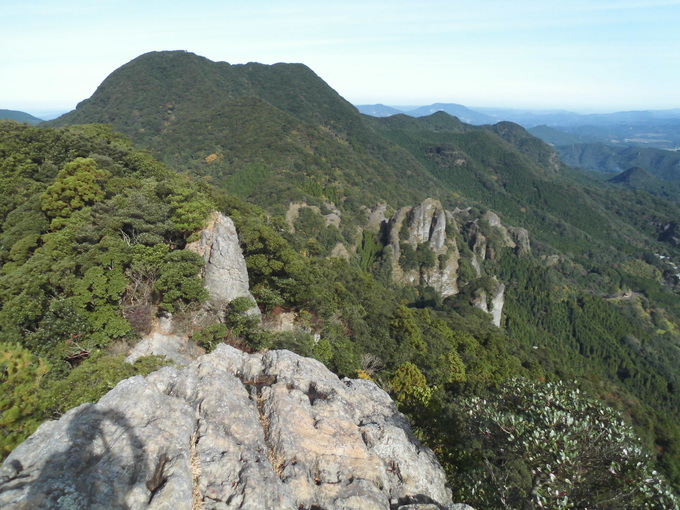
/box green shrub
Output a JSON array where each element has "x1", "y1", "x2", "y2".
[
  {"x1": 154, "y1": 250, "x2": 208, "y2": 312},
  {"x1": 39, "y1": 353, "x2": 169, "y2": 420},
  {"x1": 0, "y1": 343, "x2": 50, "y2": 459},
  {"x1": 192, "y1": 323, "x2": 229, "y2": 353},
  {"x1": 399, "y1": 242, "x2": 418, "y2": 270},
  {"x1": 41, "y1": 157, "x2": 110, "y2": 222},
  {"x1": 225, "y1": 297, "x2": 271, "y2": 351},
  {"x1": 359, "y1": 230, "x2": 384, "y2": 272},
  {"x1": 391, "y1": 362, "x2": 433, "y2": 409}
]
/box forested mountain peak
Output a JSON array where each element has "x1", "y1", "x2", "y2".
[
  {"x1": 46, "y1": 50, "x2": 443, "y2": 212},
  {"x1": 49, "y1": 50, "x2": 362, "y2": 141}
]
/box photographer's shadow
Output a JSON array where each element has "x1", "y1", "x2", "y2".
[{"x1": 21, "y1": 405, "x2": 147, "y2": 509}]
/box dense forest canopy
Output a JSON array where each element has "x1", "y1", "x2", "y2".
[{"x1": 3, "y1": 51, "x2": 680, "y2": 509}]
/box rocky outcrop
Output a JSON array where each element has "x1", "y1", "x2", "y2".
[
  {"x1": 366, "y1": 204, "x2": 388, "y2": 232},
  {"x1": 471, "y1": 280, "x2": 506, "y2": 328},
  {"x1": 286, "y1": 202, "x2": 342, "y2": 232},
  {"x1": 330, "y1": 242, "x2": 351, "y2": 260},
  {"x1": 186, "y1": 212, "x2": 258, "y2": 315},
  {"x1": 386, "y1": 199, "x2": 460, "y2": 297},
  {"x1": 489, "y1": 283, "x2": 506, "y2": 328},
  {"x1": 126, "y1": 313, "x2": 203, "y2": 365},
  {"x1": 408, "y1": 199, "x2": 445, "y2": 247},
  {"x1": 482, "y1": 211, "x2": 530, "y2": 257},
  {"x1": 508, "y1": 226, "x2": 531, "y2": 256},
  {"x1": 376, "y1": 199, "x2": 529, "y2": 326},
  {"x1": 1, "y1": 346, "x2": 469, "y2": 510},
  {"x1": 126, "y1": 212, "x2": 259, "y2": 365},
  {"x1": 465, "y1": 221, "x2": 486, "y2": 278}
]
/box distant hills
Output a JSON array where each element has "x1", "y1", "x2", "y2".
[
  {"x1": 355, "y1": 104, "x2": 404, "y2": 117},
  {"x1": 357, "y1": 102, "x2": 494, "y2": 125},
  {"x1": 555, "y1": 143, "x2": 680, "y2": 179},
  {"x1": 358, "y1": 102, "x2": 680, "y2": 183},
  {"x1": 607, "y1": 166, "x2": 680, "y2": 198},
  {"x1": 359, "y1": 102, "x2": 680, "y2": 135},
  {"x1": 401, "y1": 103, "x2": 495, "y2": 125},
  {"x1": 0, "y1": 109, "x2": 43, "y2": 124}
]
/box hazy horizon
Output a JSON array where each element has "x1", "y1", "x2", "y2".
[
  {"x1": 11, "y1": 100, "x2": 680, "y2": 123},
  {"x1": 353, "y1": 103, "x2": 680, "y2": 115},
  {"x1": 15, "y1": 102, "x2": 680, "y2": 123}
]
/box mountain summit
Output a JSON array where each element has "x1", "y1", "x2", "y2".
[
  {"x1": 52, "y1": 50, "x2": 362, "y2": 136},
  {"x1": 49, "y1": 50, "x2": 440, "y2": 209}
]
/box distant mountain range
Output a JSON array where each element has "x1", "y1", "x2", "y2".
[
  {"x1": 555, "y1": 143, "x2": 680, "y2": 179},
  {"x1": 357, "y1": 102, "x2": 495, "y2": 125},
  {"x1": 358, "y1": 102, "x2": 680, "y2": 180},
  {"x1": 0, "y1": 109, "x2": 43, "y2": 124},
  {"x1": 355, "y1": 104, "x2": 404, "y2": 117},
  {"x1": 358, "y1": 102, "x2": 680, "y2": 132}
]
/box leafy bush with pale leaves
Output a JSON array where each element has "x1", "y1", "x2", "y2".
[{"x1": 455, "y1": 378, "x2": 679, "y2": 509}]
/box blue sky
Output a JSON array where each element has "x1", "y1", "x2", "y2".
[{"x1": 2, "y1": 0, "x2": 680, "y2": 117}]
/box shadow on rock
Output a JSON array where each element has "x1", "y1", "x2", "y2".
[{"x1": 20, "y1": 406, "x2": 146, "y2": 509}]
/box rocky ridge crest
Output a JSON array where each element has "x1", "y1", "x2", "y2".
[{"x1": 126, "y1": 211, "x2": 258, "y2": 364}]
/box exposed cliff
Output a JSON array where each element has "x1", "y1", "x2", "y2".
[
  {"x1": 280, "y1": 197, "x2": 527, "y2": 327},
  {"x1": 0, "y1": 346, "x2": 471, "y2": 510},
  {"x1": 385, "y1": 198, "x2": 460, "y2": 297},
  {"x1": 470, "y1": 279, "x2": 506, "y2": 328},
  {"x1": 383, "y1": 199, "x2": 528, "y2": 296},
  {"x1": 378, "y1": 199, "x2": 528, "y2": 327}
]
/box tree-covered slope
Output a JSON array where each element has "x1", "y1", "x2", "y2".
[
  {"x1": 0, "y1": 120, "x2": 540, "y2": 461},
  {"x1": 608, "y1": 166, "x2": 680, "y2": 199},
  {"x1": 2, "y1": 119, "x2": 679, "y2": 508},
  {"x1": 0, "y1": 109, "x2": 42, "y2": 124},
  {"x1": 0, "y1": 120, "x2": 218, "y2": 454},
  {"x1": 364, "y1": 114, "x2": 680, "y2": 491},
  {"x1": 46, "y1": 51, "x2": 440, "y2": 213},
  {"x1": 388, "y1": 112, "x2": 680, "y2": 245}
]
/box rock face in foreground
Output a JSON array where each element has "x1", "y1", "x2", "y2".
[{"x1": 0, "y1": 346, "x2": 469, "y2": 510}]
